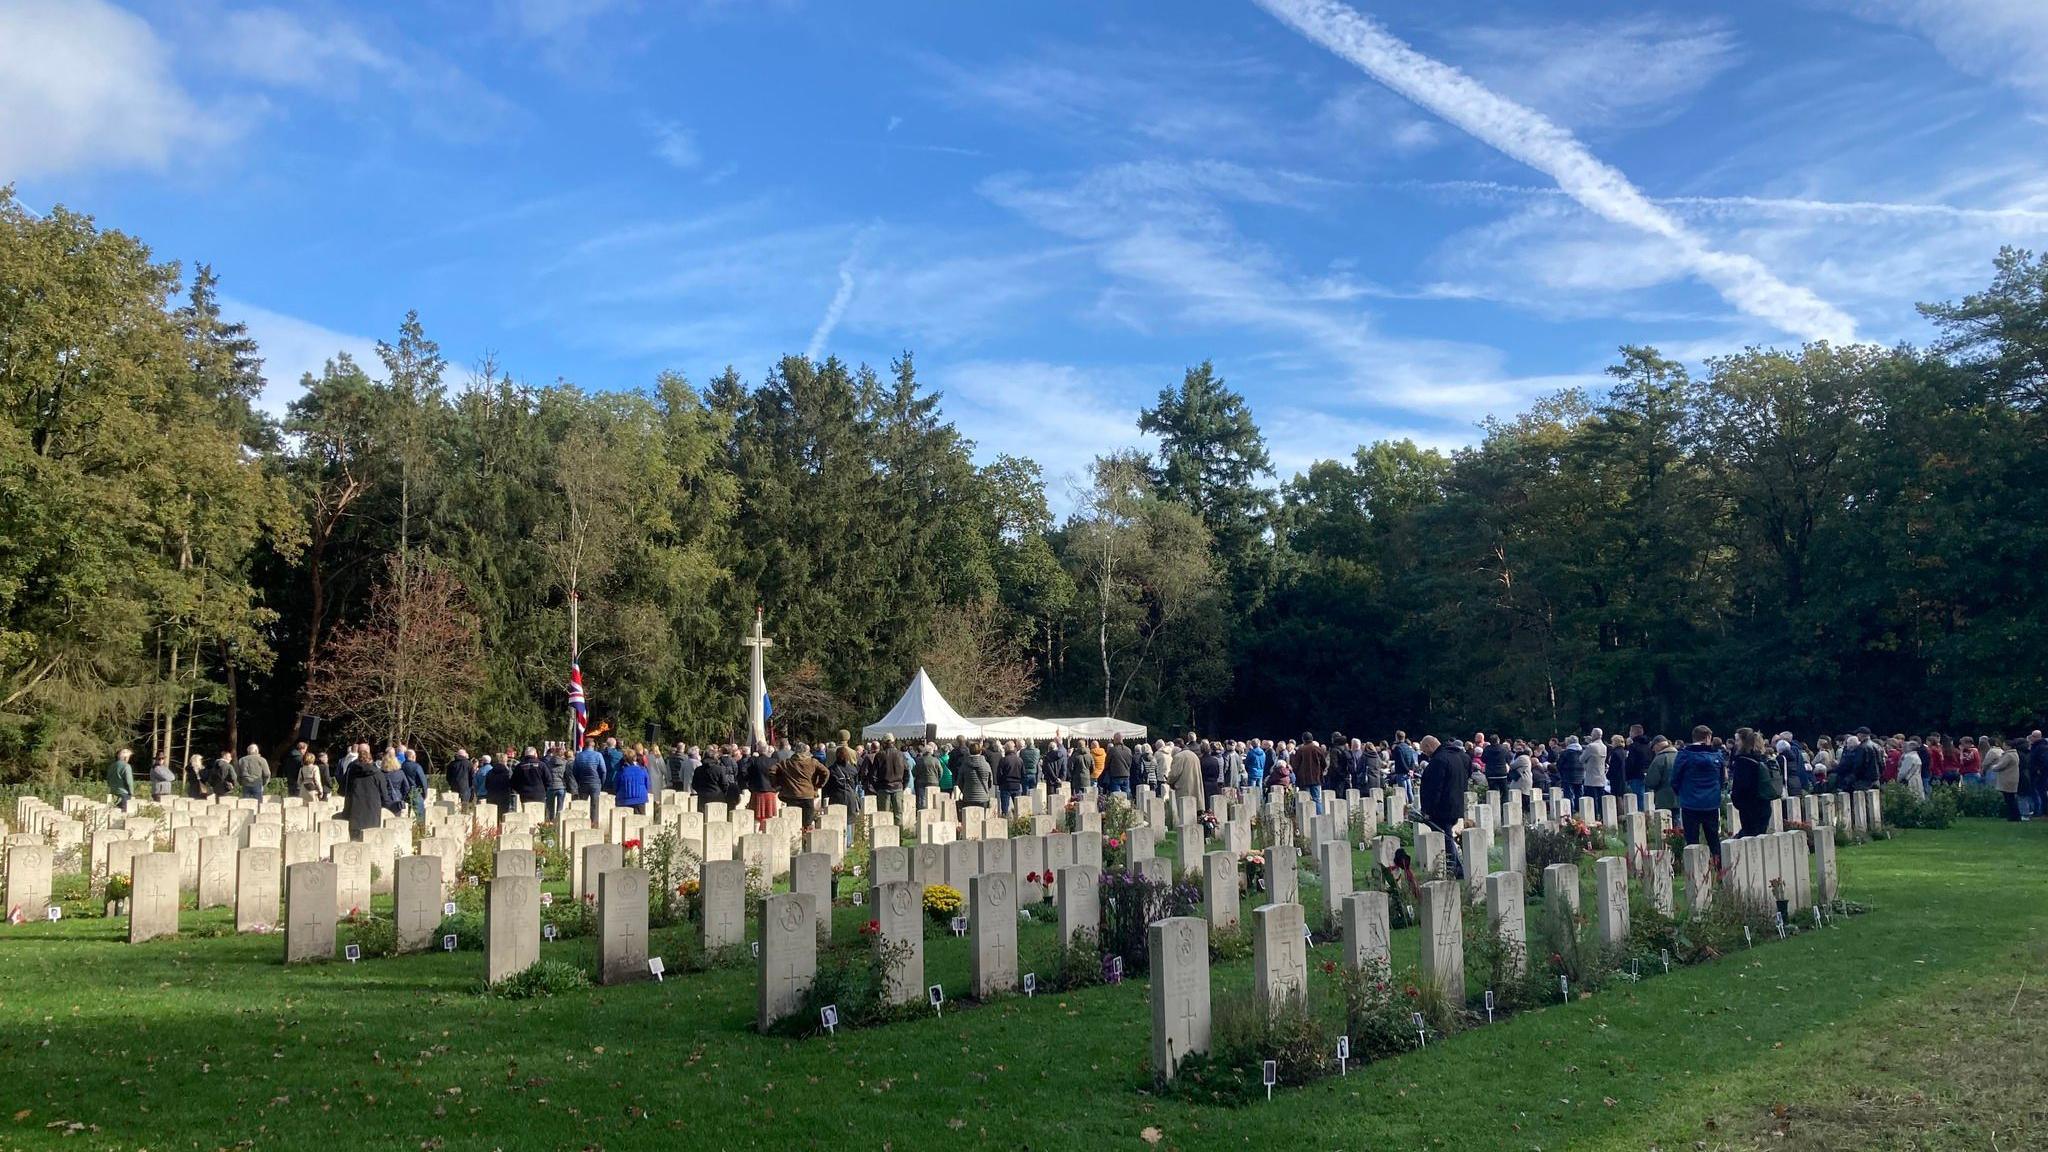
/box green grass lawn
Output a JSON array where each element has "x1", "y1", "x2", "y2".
[{"x1": 2, "y1": 821, "x2": 2041, "y2": 1151}]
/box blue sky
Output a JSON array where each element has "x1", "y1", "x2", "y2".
[{"x1": 5, "y1": 0, "x2": 2047, "y2": 494}]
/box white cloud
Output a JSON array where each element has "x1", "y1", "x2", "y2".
[
  {"x1": 206, "y1": 8, "x2": 395, "y2": 90},
  {"x1": 0, "y1": 0, "x2": 231, "y2": 177},
  {"x1": 1836, "y1": 0, "x2": 2048, "y2": 101},
  {"x1": 1448, "y1": 16, "x2": 1740, "y2": 129},
  {"x1": 226, "y1": 298, "x2": 380, "y2": 418},
  {"x1": 932, "y1": 360, "x2": 1153, "y2": 501},
  {"x1": 982, "y1": 160, "x2": 1585, "y2": 429},
  {"x1": 649, "y1": 120, "x2": 700, "y2": 169},
  {"x1": 1254, "y1": 0, "x2": 1859, "y2": 345}
]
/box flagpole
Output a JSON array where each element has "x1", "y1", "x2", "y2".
[{"x1": 569, "y1": 589, "x2": 581, "y2": 751}]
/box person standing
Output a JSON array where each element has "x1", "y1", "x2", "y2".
[
  {"x1": 1199, "y1": 740, "x2": 1225, "y2": 804},
  {"x1": 613, "y1": 750, "x2": 651, "y2": 815},
  {"x1": 1580, "y1": 729, "x2": 1609, "y2": 801},
  {"x1": 337, "y1": 753, "x2": 383, "y2": 839},
  {"x1": 296, "y1": 752, "x2": 325, "y2": 802},
  {"x1": 994, "y1": 740, "x2": 1025, "y2": 816},
  {"x1": 447, "y1": 749, "x2": 474, "y2": 807},
  {"x1": 148, "y1": 753, "x2": 174, "y2": 801},
  {"x1": 1671, "y1": 726, "x2": 1727, "y2": 866},
  {"x1": 1625, "y1": 725, "x2": 1652, "y2": 806},
  {"x1": 1644, "y1": 738, "x2": 1677, "y2": 812},
  {"x1": 1417, "y1": 735, "x2": 1468, "y2": 880},
  {"x1": 512, "y1": 747, "x2": 547, "y2": 813},
  {"x1": 570, "y1": 741, "x2": 604, "y2": 824},
  {"x1": 1557, "y1": 736, "x2": 1584, "y2": 804},
  {"x1": 824, "y1": 732, "x2": 861, "y2": 813},
  {"x1": 1990, "y1": 738, "x2": 2022, "y2": 821},
  {"x1": 777, "y1": 742, "x2": 829, "y2": 829},
  {"x1": 873, "y1": 736, "x2": 909, "y2": 818},
  {"x1": 235, "y1": 743, "x2": 271, "y2": 806},
  {"x1": 953, "y1": 741, "x2": 993, "y2": 815},
  {"x1": 1101, "y1": 736, "x2": 1133, "y2": 795},
  {"x1": 1294, "y1": 732, "x2": 1328, "y2": 812},
  {"x1": 1729, "y1": 729, "x2": 1776, "y2": 837},
  {"x1": 1480, "y1": 734, "x2": 1510, "y2": 798}
]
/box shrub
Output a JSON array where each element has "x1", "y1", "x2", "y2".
[
  {"x1": 1880, "y1": 783, "x2": 1954, "y2": 829},
  {"x1": 1521, "y1": 826, "x2": 1582, "y2": 894},
  {"x1": 1034, "y1": 932, "x2": 1106, "y2": 993},
  {"x1": 1098, "y1": 869, "x2": 1199, "y2": 975},
  {"x1": 1102, "y1": 796, "x2": 1140, "y2": 841},
  {"x1": 1160, "y1": 987, "x2": 1336, "y2": 1103},
  {"x1": 341, "y1": 910, "x2": 397, "y2": 958},
  {"x1": 1953, "y1": 786, "x2": 2006, "y2": 819},
  {"x1": 489, "y1": 959, "x2": 590, "y2": 999},
  {"x1": 922, "y1": 884, "x2": 963, "y2": 925},
  {"x1": 773, "y1": 939, "x2": 919, "y2": 1035},
  {"x1": 1207, "y1": 925, "x2": 1254, "y2": 963},
  {"x1": 640, "y1": 828, "x2": 700, "y2": 928},
  {"x1": 434, "y1": 909, "x2": 485, "y2": 950},
  {"x1": 541, "y1": 893, "x2": 597, "y2": 941},
  {"x1": 1329, "y1": 957, "x2": 1421, "y2": 1062}
]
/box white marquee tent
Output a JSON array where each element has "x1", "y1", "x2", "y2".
[
  {"x1": 1041, "y1": 716, "x2": 1149, "y2": 740},
  {"x1": 861, "y1": 668, "x2": 982, "y2": 741},
  {"x1": 967, "y1": 715, "x2": 1065, "y2": 741}
]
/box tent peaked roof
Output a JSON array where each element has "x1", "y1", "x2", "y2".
[{"x1": 862, "y1": 667, "x2": 981, "y2": 741}]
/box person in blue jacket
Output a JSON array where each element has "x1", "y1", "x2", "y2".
[
  {"x1": 612, "y1": 750, "x2": 651, "y2": 815},
  {"x1": 571, "y1": 741, "x2": 606, "y2": 823},
  {"x1": 1670, "y1": 724, "x2": 1728, "y2": 867}
]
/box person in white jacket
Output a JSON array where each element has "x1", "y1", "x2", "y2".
[{"x1": 1582, "y1": 728, "x2": 1610, "y2": 798}]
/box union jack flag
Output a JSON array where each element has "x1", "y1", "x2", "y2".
[{"x1": 568, "y1": 661, "x2": 588, "y2": 749}]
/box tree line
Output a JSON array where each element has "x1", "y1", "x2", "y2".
[{"x1": 4, "y1": 190, "x2": 2046, "y2": 783}]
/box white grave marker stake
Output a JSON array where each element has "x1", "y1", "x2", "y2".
[
  {"x1": 1484, "y1": 989, "x2": 1495, "y2": 1024},
  {"x1": 442, "y1": 934, "x2": 457, "y2": 952},
  {"x1": 1263, "y1": 1059, "x2": 1277, "y2": 1101},
  {"x1": 444, "y1": 901, "x2": 457, "y2": 917},
  {"x1": 345, "y1": 944, "x2": 361, "y2": 963},
  {"x1": 929, "y1": 983, "x2": 944, "y2": 1017},
  {"x1": 647, "y1": 955, "x2": 665, "y2": 982},
  {"x1": 852, "y1": 891, "x2": 863, "y2": 907},
  {"x1": 821, "y1": 1004, "x2": 838, "y2": 1034},
  {"x1": 544, "y1": 923, "x2": 557, "y2": 941},
  {"x1": 1560, "y1": 974, "x2": 1570, "y2": 1002},
  {"x1": 1412, "y1": 1011, "x2": 1427, "y2": 1047},
  {"x1": 1023, "y1": 972, "x2": 1036, "y2": 997},
  {"x1": 47, "y1": 906, "x2": 63, "y2": 922},
  {"x1": 1336, "y1": 1034, "x2": 1349, "y2": 1076}
]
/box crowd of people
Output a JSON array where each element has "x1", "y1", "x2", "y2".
[{"x1": 114, "y1": 722, "x2": 2048, "y2": 860}]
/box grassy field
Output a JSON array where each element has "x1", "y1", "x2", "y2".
[{"x1": 1, "y1": 820, "x2": 2041, "y2": 1151}]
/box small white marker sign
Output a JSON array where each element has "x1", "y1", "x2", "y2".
[
  {"x1": 442, "y1": 934, "x2": 457, "y2": 952},
  {"x1": 345, "y1": 944, "x2": 361, "y2": 963},
  {"x1": 647, "y1": 956, "x2": 665, "y2": 982},
  {"x1": 820, "y1": 1004, "x2": 838, "y2": 1033}
]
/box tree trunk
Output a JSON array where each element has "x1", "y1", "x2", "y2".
[{"x1": 223, "y1": 640, "x2": 240, "y2": 755}]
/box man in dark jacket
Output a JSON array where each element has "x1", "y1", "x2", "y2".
[
  {"x1": 1480, "y1": 735, "x2": 1511, "y2": 797},
  {"x1": 1418, "y1": 735, "x2": 1469, "y2": 879},
  {"x1": 1102, "y1": 737, "x2": 1133, "y2": 794},
  {"x1": 571, "y1": 742, "x2": 605, "y2": 823},
  {"x1": 447, "y1": 749, "x2": 474, "y2": 807},
  {"x1": 1293, "y1": 732, "x2": 1328, "y2": 810},
  {"x1": 873, "y1": 736, "x2": 909, "y2": 817},
  {"x1": 1670, "y1": 725, "x2": 1727, "y2": 866},
  {"x1": 995, "y1": 741, "x2": 1026, "y2": 815},
  {"x1": 512, "y1": 747, "x2": 548, "y2": 811},
  {"x1": 1020, "y1": 741, "x2": 1042, "y2": 790},
  {"x1": 1625, "y1": 725, "x2": 1652, "y2": 807}
]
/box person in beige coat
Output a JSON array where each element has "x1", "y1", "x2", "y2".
[
  {"x1": 1167, "y1": 741, "x2": 1203, "y2": 800},
  {"x1": 1991, "y1": 738, "x2": 2023, "y2": 821}
]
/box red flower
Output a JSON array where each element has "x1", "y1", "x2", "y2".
[
  {"x1": 859, "y1": 919, "x2": 881, "y2": 936},
  {"x1": 1106, "y1": 837, "x2": 1122, "y2": 850},
  {"x1": 623, "y1": 839, "x2": 642, "y2": 851},
  {"x1": 1319, "y1": 960, "x2": 1337, "y2": 975}
]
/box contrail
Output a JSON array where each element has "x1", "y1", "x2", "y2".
[
  {"x1": 1407, "y1": 179, "x2": 2048, "y2": 226},
  {"x1": 1253, "y1": 0, "x2": 1860, "y2": 344},
  {"x1": 806, "y1": 233, "x2": 865, "y2": 361}
]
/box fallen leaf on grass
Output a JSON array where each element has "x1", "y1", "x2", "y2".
[{"x1": 1141, "y1": 1126, "x2": 1163, "y2": 1144}]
